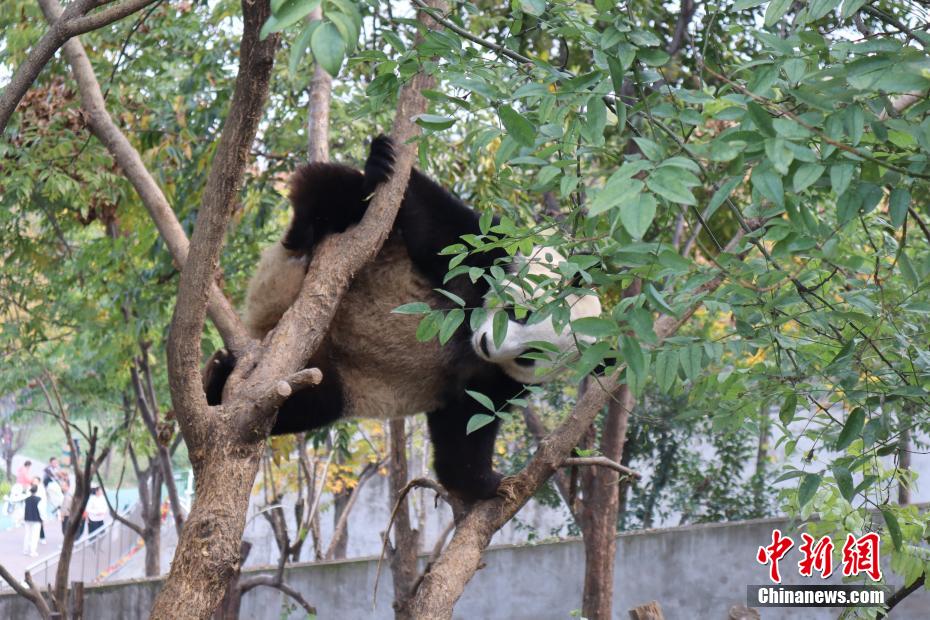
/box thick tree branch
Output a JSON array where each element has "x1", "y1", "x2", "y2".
[
  {"x1": 166, "y1": 0, "x2": 280, "y2": 443},
  {"x1": 36, "y1": 0, "x2": 248, "y2": 353}
]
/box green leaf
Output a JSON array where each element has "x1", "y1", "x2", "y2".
[
  {"x1": 889, "y1": 188, "x2": 910, "y2": 228},
  {"x1": 414, "y1": 114, "x2": 455, "y2": 130},
  {"x1": 261, "y1": 0, "x2": 321, "y2": 39},
  {"x1": 833, "y1": 464, "x2": 854, "y2": 501},
  {"x1": 646, "y1": 167, "x2": 698, "y2": 206},
  {"x1": 808, "y1": 0, "x2": 840, "y2": 20},
  {"x1": 752, "y1": 167, "x2": 784, "y2": 208},
  {"x1": 798, "y1": 473, "x2": 821, "y2": 509},
  {"x1": 466, "y1": 413, "x2": 496, "y2": 434},
  {"x1": 311, "y1": 22, "x2": 346, "y2": 76},
  {"x1": 499, "y1": 106, "x2": 535, "y2": 147},
  {"x1": 779, "y1": 394, "x2": 798, "y2": 426},
  {"x1": 746, "y1": 102, "x2": 774, "y2": 136},
  {"x1": 574, "y1": 341, "x2": 611, "y2": 378},
  {"x1": 520, "y1": 0, "x2": 545, "y2": 16},
  {"x1": 572, "y1": 317, "x2": 616, "y2": 338},
  {"x1": 632, "y1": 137, "x2": 664, "y2": 161},
  {"x1": 899, "y1": 252, "x2": 919, "y2": 290},
  {"x1": 620, "y1": 335, "x2": 645, "y2": 380},
  {"x1": 835, "y1": 407, "x2": 865, "y2": 451},
  {"x1": 288, "y1": 20, "x2": 317, "y2": 76},
  {"x1": 679, "y1": 345, "x2": 702, "y2": 381},
  {"x1": 620, "y1": 193, "x2": 657, "y2": 239},
  {"x1": 588, "y1": 175, "x2": 644, "y2": 217},
  {"x1": 492, "y1": 309, "x2": 509, "y2": 348},
  {"x1": 830, "y1": 164, "x2": 854, "y2": 197},
  {"x1": 465, "y1": 389, "x2": 496, "y2": 411},
  {"x1": 841, "y1": 0, "x2": 866, "y2": 19},
  {"x1": 793, "y1": 163, "x2": 825, "y2": 193},
  {"x1": 439, "y1": 309, "x2": 465, "y2": 344},
  {"x1": 706, "y1": 177, "x2": 741, "y2": 218},
  {"x1": 764, "y1": 0, "x2": 792, "y2": 26},
  {"x1": 415, "y1": 312, "x2": 441, "y2": 342},
  {"x1": 392, "y1": 302, "x2": 431, "y2": 315},
  {"x1": 880, "y1": 507, "x2": 903, "y2": 551},
  {"x1": 655, "y1": 349, "x2": 679, "y2": 393}
]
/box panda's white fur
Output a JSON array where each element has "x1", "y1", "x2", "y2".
[{"x1": 471, "y1": 247, "x2": 602, "y2": 384}]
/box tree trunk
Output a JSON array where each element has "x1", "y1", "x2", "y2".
[
  {"x1": 150, "y1": 447, "x2": 262, "y2": 619},
  {"x1": 330, "y1": 488, "x2": 350, "y2": 559},
  {"x1": 388, "y1": 418, "x2": 419, "y2": 620},
  {"x1": 306, "y1": 7, "x2": 331, "y2": 163},
  {"x1": 144, "y1": 522, "x2": 161, "y2": 577},
  {"x1": 898, "y1": 425, "x2": 911, "y2": 505},
  {"x1": 580, "y1": 386, "x2": 635, "y2": 620},
  {"x1": 212, "y1": 542, "x2": 251, "y2": 620}
]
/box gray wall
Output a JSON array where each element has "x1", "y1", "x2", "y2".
[{"x1": 1, "y1": 516, "x2": 925, "y2": 619}]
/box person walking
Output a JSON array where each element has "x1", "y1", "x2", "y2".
[
  {"x1": 58, "y1": 479, "x2": 74, "y2": 536},
  {"x1": 31, "y1": 476, "x2": 47, "y2": 545},
  {"x1": 22, "y1": 485, "x2": 42, "y2": 557}
]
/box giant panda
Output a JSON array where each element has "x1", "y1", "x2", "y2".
[{"x1": 204, "y1": 135, "x2": 601, "y2": 500}]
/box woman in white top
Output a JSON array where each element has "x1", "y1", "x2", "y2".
[{"x1": 85, "y1": 487, "x2": 108, "y2": 537}]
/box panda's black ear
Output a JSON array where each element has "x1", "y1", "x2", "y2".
[{"x1": 363, "y1": 134, "x2": 395, "y2": 194}]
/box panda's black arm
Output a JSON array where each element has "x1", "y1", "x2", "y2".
[{"x1": 399, "y1": 169, "x2": 506, "y2": 309}]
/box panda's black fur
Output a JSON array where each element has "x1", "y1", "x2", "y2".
[{"x1": 204, "y1": 136, "x2": 521, "y2": 500}]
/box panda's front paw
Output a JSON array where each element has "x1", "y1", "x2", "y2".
[{"x1": 364, "y1": 134, "x2": 396, "y2": 190}]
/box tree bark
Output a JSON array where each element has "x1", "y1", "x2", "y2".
[
  {"x1": 306, "y1": 6, "x2": 331, "y2": 163},
  {"x1": 580, "y1": 387, "x2": 635, "y2": 620},
  {"x1": 579, "y1": 281, "x2": 640, "y2": 620},
  {"x1": 389, "y1": 419, "x2": 419, "y2": 620}
]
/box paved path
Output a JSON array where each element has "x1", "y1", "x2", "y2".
[
  {"x1": 1, "y1": 455, "x2": 62, "y2": 588},
  {"x1": 0, "y1": 513, "x2": 65, "y2": 587}
]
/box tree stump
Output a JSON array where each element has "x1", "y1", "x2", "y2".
[{"x1": 629, "y1": 601, "x2": 665, "y2": 620}]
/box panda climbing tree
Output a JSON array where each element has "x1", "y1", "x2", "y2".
[{"x1": 204, "y1": 135, "x2": 603, "y2": 500}]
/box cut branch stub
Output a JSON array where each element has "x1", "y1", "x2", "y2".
[{"x1": 274, "y1": 367, "x2": 323, "y2": 398}]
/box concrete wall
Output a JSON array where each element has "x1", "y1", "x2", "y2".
[{"x1": 1, "y1": 516, "x2": 926, "y2": 619}]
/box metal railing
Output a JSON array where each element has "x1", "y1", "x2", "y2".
[{"x1": 20, "y1": 506, "x2": 141, "y2": 590}]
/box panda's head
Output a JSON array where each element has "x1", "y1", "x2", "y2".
[{"x1": 471, "y1": 247, "x2": 602, "y2": 384}]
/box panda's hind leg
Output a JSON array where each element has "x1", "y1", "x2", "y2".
[
  {"x1": 426, "y1": 372, "x2": 522, "y2": 501},
  {"x1": 203, "y1": 349, "x2": 236, "y2": 406}
]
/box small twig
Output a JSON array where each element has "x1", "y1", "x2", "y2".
[
  {"x1": 373, "y1": 478, "x2": 449, "y2": 605},
  {"x1": 563, "y1": 457, "x2": 641, "y2": 480},
  {"x1": 907, "y1": 207, "x2": 930, "y2": 246}
]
